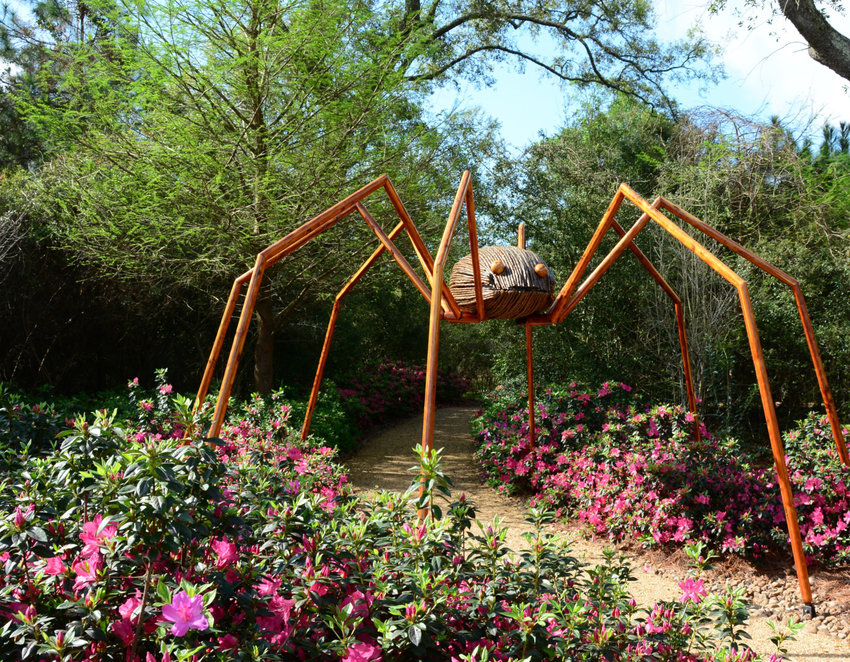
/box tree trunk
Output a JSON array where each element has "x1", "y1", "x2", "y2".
[{"x1": 253, "y1": 280, "x2": 275, "y2": 395}]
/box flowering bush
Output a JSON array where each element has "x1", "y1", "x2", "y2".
[
  {"x1": 0, "y1": 376, "x2": 778, "y2": 660},
  {"x1": 473, "y1": 381, "x2": 850, "y2": 566},
  {"x1": 0, "y1": 383, "x2": 63, "y2": 460},
  {"x1": 337, "y1": 360, "x2": 470, "y2": 431}
]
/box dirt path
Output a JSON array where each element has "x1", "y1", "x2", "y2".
[{"x1": 345, "y1": 407, "x2": 850, "y2": 661}]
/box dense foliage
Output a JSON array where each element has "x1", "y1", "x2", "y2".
[
  {"x1": 479, "y1": 99, "x2": 850, "y2": 437},
  {"x1": 0, "y1": 374, "x2": 781, "y2": 660},
  {"x1": 473, "y1": 382, "x2": 850, "y2": 566}
]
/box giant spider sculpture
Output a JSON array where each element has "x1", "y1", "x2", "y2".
[{"x1": 194, "y1": 171, "x2": 848, "y2": 616}]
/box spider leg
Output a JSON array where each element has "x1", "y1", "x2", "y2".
[
  {"x1": 300, "y1": 221, "x2": 407, "y2": 440},
  {"x1": 658, "y1": 198, "x2": 848, "y2": 466},
  {"x1": 609, "y1": 220, "x2": 701, "y2": 440},
  {"x1": 620, "y1": 185, "x2": 814, "y2": 611}
]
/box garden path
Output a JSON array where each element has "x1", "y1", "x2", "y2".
[{"x1": 345, "y1": 406, "x2": 850, "y2": 661}]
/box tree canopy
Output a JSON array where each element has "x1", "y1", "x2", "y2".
[{"x1": 0, "y1": 0, "x2": 718, "y2": 392}]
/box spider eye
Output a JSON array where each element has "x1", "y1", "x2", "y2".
[
  {"x1": 534, "y1": 263, "x2": 548, "y2": 277},
  {"x1": 490, "y1": 260, "x2": 505, "y2": 274}
]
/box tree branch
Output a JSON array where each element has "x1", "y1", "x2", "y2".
[{"x1": 407, "y1": 44, "x2": 656, "y2": 106}]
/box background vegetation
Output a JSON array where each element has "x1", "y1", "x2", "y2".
[{"x1": 0, "y1": 0, "x2": 848, "y2": 445}]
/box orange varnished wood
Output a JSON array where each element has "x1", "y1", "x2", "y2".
[
  {"x1": 609, "y1": 219, "x2": 701, "y2": 439},
  {"x1": 738, "y1": 282, "x2": 813, "y2": 605},
  {"x1": 550, "y1": 210, "x2": 652, "y2": 323},
  {"x1": 380, "y1": 179, "x2": 462, "y2": 319},
  {"x1": 674, "y1": 300, "x2": 700, "y2": 435},
  {"x1": 192, "y1": 271, "x2": 250, "y2": 424},
  {"x1": 543, "y1": 188, "x2": 626, "y2": 323},
  {"x1": 260, "y1": 176, "x2": 389, "y2": 267},
  {"x1": 526, "y1": 323, "x2": 535, "y2": 449},
  {"x1": 421, "y1": 171, "x2": 471, "y2": 460},
  {"x1": 657, "y1": 199, "x2": 848, "y2": 466},
  {"x1": 517, "y1": 223, "x2": 526, "y2": 249},
  {"x1": 356, "y1": 203, "x2": 432, "y2": 305},
  {"x1": 301, "y1": 222, "x2": 407, "y2": 441},
  {"x1": 465, "y1": 184, "x2": 486, "y2": 322},
  {"x1": 209, "y1": 255, "x2": 266, "y2": 438}
]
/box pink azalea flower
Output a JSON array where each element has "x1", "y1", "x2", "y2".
[
  {"x1": 286, "y1": 446, "x2": 304, "y2": 461},
  {"x1": 80, "y1": 514, "x2": 117, "y2": 557},
  {"x1": 112, "y1": 617, "x2": 135, "y2": 644},
  {"x1": 43, "y1": 556, "x2": 66, "y2": 576},
  {"x1": 342, "y1": 641, "x2": 382, "y2": 662},
  {"x1": 119, "y1": 593, "x2": 143, "y2": 622},
  {"x1": 159, "y1": 384, "x2": 173, "y2": 394},
  {"x1": 217, "y1": 633, "x2": 238, "y2": 650},
  {"x1": 211, "y1": 538, "x2": 239, "y2": 567},
  {"x1": 678, "y1": 577, "x2": 707, "y2": 604},
  {"x1": 72, "y1": 553, "x2": 102, "y2": 592},
  {"x1": 162, "y1": 591, "x2": 209, "y2": 636}
]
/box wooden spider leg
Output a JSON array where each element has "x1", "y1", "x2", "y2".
[
  {"x1": 356, "y1": 203, "x2": 433, "y2": 304},
  {"x1": 526, "y1": 323, "x2": 536, "y2": 449},
  {"x1": 658, "y1": 198, "x2": 848, "y2": 466},
  {"x1": 540, "y1": 186, "x2": 629, "y2": 324},
  {"x1": 209, "y1": 254, "x2": 267, "y2": 438},
  {"x1": 419, "y1": 171, "x2": 476, "y2": 516},
  {"x1": 544, "y1": 209, "x2": 654, "y2": 325},
  {"x1": 382, "y1": 180, "x2": 463, "y2": 319},
  {"x1": 616, "y1": 185, "x2": 814, "y2": 611},
  {"x1": 190, "y1": 268, "x2": 254, "y2": 431},
  {"x1": 198, "y1": 174, "x2": 410, "y2": 439},
  {"x1": 301, "y1": 221, "x2": 407, "y2": 440},
  {"x1": 610, "y1": 220, "x2": 701, "y2": 441}
]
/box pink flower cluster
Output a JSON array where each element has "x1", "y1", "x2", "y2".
[{"x1": 475, "y1": 382, "x2": 850, "y2": 564}]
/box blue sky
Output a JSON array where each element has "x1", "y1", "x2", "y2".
[{"x1": 428, "y1": 0, "x2": 850, "y2": 151}]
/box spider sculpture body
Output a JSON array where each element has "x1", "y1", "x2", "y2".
[{"x1": 194, "y1": 171, "x2": 847, "y2": 616}]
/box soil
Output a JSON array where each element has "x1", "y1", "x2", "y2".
[{"x1": 344, "y1": 406, "x2": 850, "y2": 661}]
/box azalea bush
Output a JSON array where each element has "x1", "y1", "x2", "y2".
[
  {"x1": 336, "y1": 360, "x2": 470, "y2": 431},
  {"x1": 224, "y1": 360, "x2": 470, "y2": 455},
  {"x1": 0, "y1": 376, "x2": 778, "y2": 660},
  {"x1": 473, "y1": 381, "x2": 850, "y2": 566},
  {"x1": 0, "y1": 383, "x2": 63, "y2": 460}
]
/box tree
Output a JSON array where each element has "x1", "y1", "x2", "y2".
[
  {"x1": 3, "y1": 0, "x2": 717, "y2": 393},
  {"x1": 711, "y1": 0, "x2": 850, "y2": 83}
]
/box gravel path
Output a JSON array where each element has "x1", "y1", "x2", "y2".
[{"x1": 344, "y1": 406, "x2": 850, "y2": 661}]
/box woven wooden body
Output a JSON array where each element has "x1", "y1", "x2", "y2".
[{"x1": 449, "y1": 246, "x2": 555, "y2": 319}]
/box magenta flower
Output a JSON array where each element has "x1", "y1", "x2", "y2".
[
  {"x1": 42, "y1": 555, "x2": 66, "y2": 576},
  {"x1": 211, "y1": 538, "x2": 239, "y2": 567},
  {"x1": 80, "y1": 514, "x2": 117, "y2": 557},
  {"x1": 217, "y1": 634, "x2": 238, "y2": 651},
  {"x1": 71, "y1": 553, "x2": 102, "y2": 592},
  {"x1": 112, "y1": 617, "x2": 135, "y2": 644},
  {"x1": 119, "y1": 592, "x2": 143, "y2": 622},
  {"x1": 342, "y1": 641, "x2": 382, "y2": 662},
  {"x1": 678, "y1": 577, "x2": 707, "y2": 604},
  {"x1": 159, "y1": 384, "x2": 173, "y2": 394},
  {"x1": 162, "y1": 591, "x2": 209, "y2": 636}
]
